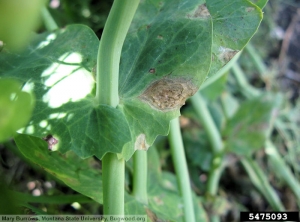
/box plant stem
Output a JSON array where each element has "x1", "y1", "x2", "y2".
[
  {"x1": 96, "y1": 0, "x2": 140, "y2": 216},
  {"x1": 190, "y1": 93, "x2": 224, "y2": 222},
  {"x1": 265, "y1": 139, "x2": 300, "y2": 202},
  {"x1": 132, "y1": 150, "x2": 148, "y2": 205},
  {"x1": 41, "y1": 6, "x2": 58, "y2": 31},
  {"x1": 206, "y1": 154, "x2": 224, "y2": 195},
  {"x1": 245, "y1": 43, "x2": 267, "y2": 75},
  {"x1": 241, "y1": 157, "x2": 285, "y2": 211},
  {"x1": 96, "y1": 0, "x2": 140, "y2": 107},
  {"x1": 190, "y1": 93, "x2": 224, "y2": 194},
  {"x1": 231, "y1": 63, "x2": 260, "y2": 98},
  {"x1": 190, "y1": 93, "x2": 223, "y2": 154},
  {"x1": 102, "y1": 153, "x2": 125, "y2": 215},
  {"x1": 168, "y1": 118, "x2": 195, "y2": 222}
]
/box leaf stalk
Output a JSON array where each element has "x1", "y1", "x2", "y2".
[
  {"x1": 132, "y1": 150, "x2": 148, "y2": 205},
  {"x1": 169, "y1": 118, "x2": 196, "y2": 222},
  {"x1": 96, "y1": 0, "x2": 140, "y2": 216}
]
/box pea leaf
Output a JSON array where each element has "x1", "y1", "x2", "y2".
[
  {"x1": 14, "y1": 133, "x2": 103, "y2": 203},
  {"x1": 0, "y1": 0, "x2": 263, "y2": 160},
  {"x1": 250, "y1": 0, "x2": 268, "y2": 9},
  {"x1": 0, "y1": 25, "x2": 131, "y2": 159},
  {"x1": 119, "y1": 0, "x2": 262, "y2": 158},
  {"x1": 223, "y1": 95, "x2": 274, "y2": 156},
  {"x1": 206, "y1": 0, "x2": 262, "y2": 77}
]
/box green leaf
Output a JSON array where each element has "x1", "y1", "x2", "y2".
[
  {"x1": 119, "y1": 0, "x2": 213, "y2": 157},
  {"x1": 1, "y1": 0, "x2": 263, "y2": 160},
  {"x1": 223, "y1": 95, "x2": 274, "y2": 156},
  {"x1": 0, "y1": 25, "x2": 131, "y2": 159},
  {"x1": 118, "y1": 0, "x2": 262, "y2": 157},
  {"x1": 120, "y1": 99, "x2": 179, "y2": 159},
  {"x1": 250, "y1": 0, "x2": 268, "y2": 9},
  {"x1": 206, "y1": 0, "x2": 263, "y2": 77},
  {"x1": 0, "y1": 79, "x2": 34, "y2": 142},
  {"x1": 183, "y1": 130, "x2": 212, "y2": 172},
  {"x1": 14, "y1": 133, "x2": 103, "y2": 203}
]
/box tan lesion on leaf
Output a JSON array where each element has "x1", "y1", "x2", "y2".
[
  {"x1": 153, "y1": 196, "x2": 164, "y2": 205},
  {"x1": 218, "y1": 46, "x2": 240, "y2": 64},
  {"x1": 157, "y1": 35, "x2": 163, "y2": 40},
  {"x1": 134, "y1": 134, "x2": 149, "y2": 150},
  {"x1": 246, "y1": 7, "x2": 255, "y2": 12},
  {"x1": 139, "y1": 78, "x2": 198, "y2": 112},
  {"x1": 187, "y1": 4, "x2": 210, "y2": 19}
]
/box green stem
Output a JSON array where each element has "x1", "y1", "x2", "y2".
[
  {"x1": 265, "y1": 140, "x2": 300, "y2": 202},
  {"x1": 206, "y1": 155, "x2": 224, "y2": 195},
  {"x1": 132, "y1": 150, "x2": 148, "y2": 205},
  {"x1": 190, "y1": 93, "x2": 224, "y2": 222},
  {"x1": 245, "y1": 43, "x2": 267, "y2": 75},
  {"x1": 190, "y1": 93, "x2": 224, "y2": 194},
  {"x1": 96, "y1": 0, "x2": 140, "y2": 107},
  {"x1": 102, "y1": 153, "x2": 125, "y2": 215},
  {"x1": 231, "y1": 63, "x2": 260, "y2": 98},
  {"x1": 190, "y1": 93, "x2": 223, "y2": 154},
  {"x1": 168, "y1": 118, "x2": 196, "y2": 222},
  {"x1": 97, "y1": 0, "x2": 140, "y2": 216},
  {"x1": 241, "y1": 157, "x2": 285, "y2": 211},
  {"x1": 41, "y1": 6, "x2": 58, "y2": 31}
]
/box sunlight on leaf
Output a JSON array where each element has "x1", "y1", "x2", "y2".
[
  {"x1": 35, "y1": 33, "x2": 57, "y2": 50},
  {"x1": 41, "y1": 52, "x2": 94, "y2": 108}
]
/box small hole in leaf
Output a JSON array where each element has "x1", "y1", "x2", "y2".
[
  {"x1": 157, "y1": 35, "x2": 163, "y2": 40},
  {"x1": 42, "y1": 135, "x2": 58, "y2": 150},
  {"x1": 149, "y1": 68, "x2": 156, "y2": 74}
]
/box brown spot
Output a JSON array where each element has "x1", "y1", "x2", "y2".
[
  {"x1": 0, "y1": 41, "x2": 3, "y2": 52},
  {"x1": 157, "y1": 35, "x2": 163, "y2": 40},
  {"x1": 42, "y1": 135, "x2": 58, "y2": 150},
  {"x1": 134, "y1": 134, "x2": 149, "y2": 151},
  {"x1": 187, "y1": 4, "x2": 210, "y2": 19},
  {"x1": 218, "y1": 46, "x2": 239, "y2": 64},
  {"x1": 149, "y1": 68, "x2": 156, "y2": 74},
  {"x1": 153, "y1": 196, "x2": 164, "y2": 205},
  {"x1": 139, "y1": 78, "x2": 197, "y2": 112},
  {"x1": 246, "y1": 7, "x2": 255, "y2": 12},
  {"x1": 64, "y1": 178, "x2": 81, "y2": 186},
  {"x1": 180, "y1": 116, "x2": 190, "y2": 128},
  {"x1": 92, "y1": 64, "x2": 96, "y2": 81}
]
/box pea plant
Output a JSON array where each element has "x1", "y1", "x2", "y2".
[{"x1": 2, "y1": 0, "x2": 290, "y2": 221}]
